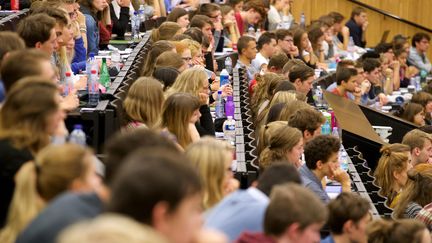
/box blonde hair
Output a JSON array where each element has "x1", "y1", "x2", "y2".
[
  {"x1": 257, "y1": 121, "x2": 288, "y2": 157},
  {"x1": 374, "y1": 143, "x2": 411, "y2": 206},
  {"x1": 259, "y1": 125, "x2": 303, "y2": 171},
  {"x1": 160, "y1": 93, "x2": 201, "y2": 149},
  {"x1": 181, "y1": 39, "x2": 202, "y2": 57},
  {"x1": 58, "y1": 214, "x2": 169, "y2": 243},
  {"x1": 165, "y1": 67, "x2": 208, "y2": 98},
  {"x1": 185, "y1": 137, "x2": 233, "y2": 209},
  {"x1": 278, "y1": 99, "x2": 311, "y2": 120},
  {"x1": 0, "y1": 144, "x2": 93, "y2": 243},
  {"x1": 151, "y1": 21, "x2": 182, "y2": 42},
  {"x1": 123, "y1": 77, "x2": 164, "y2": 129}
]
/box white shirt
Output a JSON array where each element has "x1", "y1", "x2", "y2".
[
  {"x1": 267, "y1": 5, "x2": 294, "y2": 30},
  {"x1": 251, "y1": 52, "x2": 269, "y2": 73}
]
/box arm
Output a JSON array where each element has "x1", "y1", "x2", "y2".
[
  {"x1": 111, "y1": 5, "x2": 130, "y2": 37},
  {"x1": 195, "y1": 105, "x2": 215, "y2": 136},
  {"x1": 341, "y1": 26, "x2": 350, "y2": 50}
]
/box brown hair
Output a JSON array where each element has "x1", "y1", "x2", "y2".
[
  {"x1": 278, "y1": 99, "x2": 311, "y2": 120},
  {"x1": 197, "y1": 3, "x2": 221, "y2": 17},
  {"x1": 151, "y1": 21, "x2": 182, "y2": 42},
  {"x1": 411, "y1": 91, "x2": 432, "y2": 108},
  {"x1": 0, "y1": 32, "x2": 25, "y2": 62},
  {"x1": 289, "y1": 64, "x2": 315, "y2": 83},
  {"x1": 0, "y1": 77, "x2": 59, "y2": 153},
  {"x1": 282, "y1": 59, "x2": 306, "y2": 76},
  {"x1": 17, "y1": 14, "x2": 56, "y2": 49},
  {"x1": 257, "y1": 121, "x2": 287, "y2": 158},
  {"x1": 374, "y1": 143, "x2": 411, "y2": 204},
  {"x1": 167, "y1": 7, "x2": 188, "y2": 22},
  {"x1": 251, "y1": 73, "x2": 284, "y2": 118},
  {"x1": 328, "y1": 12, "x2": 345, "y2": 24},
  {"x1": 141, "y1": 41, "x2": 175, "y2": 77},
  {"x1": 351, "y1": 7, "x2": 366, "y2": 19},
  {"x1": 123, "y1": 77, "x2": 164, "y2": 129},
  {"x1": 367, "y1": 219, "x2": 426, "y2": 243},
  {"x1": 237, "y1": 35, "x2": 256, "y2": 55},
  {"x1": 275, "y1": 29, "x2": 292, "y2": 41},
  {"x1": 154, "y1": 52, "x2": 185, "y2": 75},
  {"x1": 32, "y1": 5, "x2": 69, "y2": 27},
  {"x1": 288, "y1": 108, "x2": 325, "y2": 135},
  {"x1": 402, "y1": 129, "x2": 432, "y2": 151},
  {"x1": 243, "y1": 0, "x2": 266, "y2": 19},
  {"x1": 396, "y1": 102, "x2": 424, "y2": 124},
  {"x1": 268, "y1": 52, "x2": 289, "y2": 72},
  {"x1": 190, "y1": 14, "x2": 213, "y2": 29}
]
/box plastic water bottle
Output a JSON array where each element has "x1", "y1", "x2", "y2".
[
  {"x1": 86, "y1": 52, "x2": 96, "y2": 77},
  {"x1": 332, "y1": 127, "x2": 340, "y2": 139},
  {"x1": 415, "y1": 76, "x2": 422, "y2": 91},
  {"x1": 99, "y1": 58, "x2": 110, "y2": 91},
  {"x1": 131, "y1": 11, "x2": 140, "y2": 40},
  {"x1": 69, "y1": 124, "x2": 86, "y2": 146},
  {"x1": 220, "y1": 69, "x2": 230, "y2": 86},
  {"x1": 88, "y1": 69, "x2": 99, "y2": 107},
  {"x1": 300, "y1": 13, "x2": 306, "y2": 28},
  {"x1": 321, "y1": 120, "x2": 331, "y2": 135},
  {"x1": 314, "y1": 86, "x2": 323, "y2": 108},
  {"x1": 247, "y1": 26, "x2": 255, "y2": 38},
  {"x1": 255, "y1": 28, "x2": 262, "y2": 41},
  {"x1": 139, "y1": 4, "x2": 146, "y2": 22},
  {"x1": 339, "y1": 151, "x2": 349, "y2": 171},
  {"x1": 225, "y1": 56, "x2": 232, "y2": 74},
  {"x1": 225, "y1": 96, "x2": 235, "y2": 117},
  {"x1": 223, "y1": 116, "x2": 236, "y2": 144},
  {"x1": 347, "y1": 37, "x2": 355, "y2": 53},
  {"x1": 111, "y1": 49, "x2": 121, "y2": 73},
  {"x1": 63, "y1": 71, "x2": 73, "y2": 96},
  {"x1": 215, "y1": 90, "x2": 225, "y2": 118}
]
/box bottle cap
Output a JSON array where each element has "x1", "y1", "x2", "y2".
[
  {"x1": 74, "y1": 124, "x2": 83, "y2": 130},
  {"x1": 227, "y1": 116, "x2": 233, "y2": 119},
  {"x1": 91, "y1": 70, "x2": 97, "y2": 74},
  {"x1": 218, "y1": 90, "x2": 222, "y2": 94},
  {"x1": 65, "y1": 72, "x2": 71, "y2": 77},
  {"x1": 227, "y1": 96, "x2": 233, "y2": 101},
  {"x1": 89, "y1": 52, "x2": 95, "y2": 58}
]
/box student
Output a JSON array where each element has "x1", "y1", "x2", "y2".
[
  {"x1": 367, "y1": 219, "x2": 429, "y2": 243},
  {"x1": 109, "y1": 0, "x2": 132, "y2": 38},
  {"x1": 293, "y1": 28, "x2": 319, "y2": 68},
  {"x1": 394, "y1": 164, "x2": 432, "y2": 219},
  {"x1": 79, "y1": 0, "x2": 108, "y2": 54},
  {"x1": 141, "y1": 40, "x2": 176, "y2": 76},
  {"x1": 150, "y1": 21, "x2": 183, "y2": 42},
  {"x1": 221, "y1": 5, "x2": 240, "y2": 47},
  {"x1": 259, "y1": 125, "x2": 303, "y2": 170},
  {"x1": 0, "y1": 144, "x2": 100, "y2": 243},
  {"x1": 167, "y1": 7, "x2": 190, "y2": 30},
  {"x1": 0, "y1": 78, "x2": 65, "y2": 227},
  {"x1": 173, "y1": 41, "x2": 193, "y2": 67},
  {"x1": 205, "y1": 163, "x2": 301, "y2": 242},
  {"x1": 153, "y1": 51, "x2": 188, "y2": 75},
  {"x1": 275, "y1": 29, "x2": 299, "y2": 59},
  {"x1": 300, "y1": 135, "x2": 351, "y2": 204},
  {"x1": 267, "y1": 0, "x2": 293, "y2": 30},
  {"x1": 250, "y1": 72, "x2": 285, "y2": 118},
  {"x1": 288, "y1": 64, "x2": 315, "y2": 95},
  {"x1": 235, "y1": 36, "x2": 259, "y2": 82},
  {"x1": 321, "y1": 192, "x2": 371, "y2": 243},
  {"x1": 362, "y1": 58, "x2": 387, "y2": 104},
  {"x1": 329, "y1": 11, "x2": 349, "y2": 51},
  {"x1": 106, "y1": 148, "x2": 203, "y2": 243},
  {"x1": 160, "y1": 93, "x2": 201, "y2": 149},
  {"x1": 234, "y1": 0, "x2": 266, "y2": 35},
  {"x1": 185, "y1": 137, "x2": 236, "y2": 210},
  {"x1": 123, "y1": 77, "x2": 164, "y2": 130},
  {"x1": 402, "y1": 129, "x2": 432, "y2": 166},
  {"x1": 17, "y1": 14, "x2": 59, "y2": 57},
  {"x1": 266, "y1": 52, "x2": 289, "y2": 74},
  {"x1": 288, "y1": 108, "x2": 325, "y2": 144},
  {"x1": 16, "y1": 129, "x2": 179, "y2": 243},
  {"x1": 197, "y1": 3, "x2": 224, "y2": 52},
  {"x1": 251, "y1": 32, "x2": 277, "y2": 73},
  {"x1": 374, "y1": 143, "x2": 412, "y2": 208},
  {"x1": 236, "y1": 183, "x2": 328, "y2": 243},
  {"x1": 344, "y1": 7, "x2": 368, "y2": 48},
  {"x1": 411, "y1": 91, "x2": 432, "y2": 125},
  {"x1": 331, "y1": 67, "x2": 362, "y2": 103},
  {"x1": 395, "y1": 102, "x2": 426, "y2": 126},
  {"x1": 408, "y1": 32, "x2": 431, "y2": 73},
  {"x1": 190, "y1": 15, "x2": 214, "y2": 48}
]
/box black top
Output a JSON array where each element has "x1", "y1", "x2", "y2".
[
  {"x1": 345, "y1": 18, "x2": 366, "y2": 48},
  {"x1": 195, "y1": 105, "x2": 215, "y2": 136},
  {"x1": 0, "y1": 138, "x2": 33, "y2": 227},
  {"x1": 16, "y1": 192, "x2": 103, "y2": 243},
  {"x1": 109, "y1": 4, "x2": 130, "y2": 38}
]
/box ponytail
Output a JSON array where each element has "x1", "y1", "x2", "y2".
[{"x1": 151, "y1": 28, "x2": 160, "y2": 42}]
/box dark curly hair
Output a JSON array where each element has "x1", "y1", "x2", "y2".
[{"x1": 304, "y1": 135, "x2": 340, "y2": 170}]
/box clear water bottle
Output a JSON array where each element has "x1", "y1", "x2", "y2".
[
  {"x1": 111, "y1": 49, "x2": 121, "y2": 73},
  {"x1": 300, "y1": 13, "x2": 306, "y2": 28},
  {"x1": 215, "y1": 90, "x2": 225, "y2": 118},
  {"x1": 225, "y1": 96, "x2": 235, "y2": 117},
  {"x1": 69, "y1": 124, "x2": 86, "y2": 146},
  {"x1": 220, "y1": 69, "x2": 230, "y2": 86},
  {"x1": 88, "y1": 69, "x2": 99, "y2": 107},
  {"x1": 321, "y1": 120, "x2": 331, "y2": 135},
  {"x1": 139, "y1": 4, "x2": 146, "y2": 22},
  {"x1": 415, "y1": 76, "x2": 422, "y2": 91},
  {"x1": 332, "y1": 127, "x2": 339, "y2": 138},
  {"x1": 347, "y1": 36, "x2": 355, "y2": 53},
  {"x1": 131, "y1": 11, "x2": 140, "y2": 40},
  {"x1": 63, "y1": 71, "x2": 73, "y2": 96},
  {"x1": 225, "y1": 56, "x2": 232, "y2": 74},
  {"x1": 223, "y1": 116, "x2": 236, "y2": 144},
  {"x1": 86, "y1": 52, "x2": 96, "y2": 76},
  {"x1": 314, "y1": 86, "x2": 323, "y2": 108},
  {"x1": 339, "y1": 151, "x2": 349, "y2": 171},
  {"x1": 247, "y1": 26, "x2": 255, "y2": 38},
  {"x1": 255, "y1": 28, "x2": 262, "y2": 41}
]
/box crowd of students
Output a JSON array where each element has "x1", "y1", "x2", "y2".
[{"x1": 1, "y1": 0, "x2": 432, "y2": 243}]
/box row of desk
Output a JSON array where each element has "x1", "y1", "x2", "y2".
[{"x1": 0, "y1": 9, "x2": 28, "y2": 31}]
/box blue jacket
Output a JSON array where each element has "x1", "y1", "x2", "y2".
[
  {"x1": 80, "y1": 5, "x2": 99, "y2": 55},
  {"x1": 71, "y1": 37, "x2": 87, "y2": 74}
]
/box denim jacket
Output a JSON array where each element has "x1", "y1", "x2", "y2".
[{"x1": 80, "y1": 5, "x2": 99, "y2": 55}]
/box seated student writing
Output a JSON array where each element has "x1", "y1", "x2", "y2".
[
  {"x1": 300, "y1": 135, "x2": 351, "y2": 204},
  {"x1": 331, "y1": 67, "x2": 362, "y2": 104}
]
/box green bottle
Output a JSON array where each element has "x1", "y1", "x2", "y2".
[{"x1": 99, "y1": 58, "x2": 110, "y2": 91}]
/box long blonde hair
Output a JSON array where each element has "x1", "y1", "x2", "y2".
[
  {"x1": 0, "y1": 144, "x2": 93, "y2": 243},
  {"x1": 160, "y1": 93, "x2": 201, "y2": 149},
  {"x1": 123, "y1": 77, "x2": 164, "y2": 129},
  {"x1": 374, "y1": 143, "x2": 411, "y2": 205},
  {"x1": 150, "y1": 21, "x2": 182, "y2": 42},
  {"x1": 165, "y1": 67, "x2": 208, "y2": 98},
  {"x1": 185, "y1": 137, "x2": 233, "y2": 209}
]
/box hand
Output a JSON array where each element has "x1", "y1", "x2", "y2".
[
  {"x1": 213, "y1": 20, "x2": 223, "y2": 31},
  {"x1": 360, "y1": 80, "x2": 371, "y2": 94},
  {"x1": 61, "y1": 90, "x2": 79, "y2": 111},
  {"x1": 362, "y1": 21, "x2": 369, "y2": 31},
  {"x1": 378, "y1": 93, "x2": 388, "y2": 105},
  {"x1": 224, "y1": 178, "x2": 239, "y2": 195},
  {"x1": 74, "y1": 76, "x2": 88, "y2": 90},
  {"x1": 333, "y1": 168, "x2": 351, "y2": 185},
  {"x1": 353, "y1": 87, "x2": 362, "y2": 98},
  {"x1": 220, "y1": 84, "x2": 233, "y2": 97},
  {"x1": 77, "y1": 11, "x2": 86, "y2": 26},
  {"x1": 210, "y1": 79, "x2": 220, "y2": 91},
  {"x1": 198, "y1": 92, "x2": 209, "y2": 105},
  {"x1": 289, "y1": 45, "x2": 299, "y2": 57},
  {"x1": 116, "y1": 0, "x2": 131, "y2": 7},
  {"x1": 390, "y1": 60, "x2": 400, "y2": 70}
]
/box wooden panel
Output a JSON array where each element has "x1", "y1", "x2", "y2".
[{"x1": 291, "y1": 0, "x2": 432, "y2": 61}]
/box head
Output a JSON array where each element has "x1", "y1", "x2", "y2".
[
  {"x1": 304, "y1": 135, "x2": 341, "y2": 179},
  {"x1": 0, "y1": 31, "x2": 25, "y2": 65},
  {"x1": 257, "y1": 32, "x2": 277, "y2": 57},
  {"x1": 412, "y1": 32, "x2": 430, "y2": 53},
  {"x1": 351, "y1": 7, "x2": 367, "y2": 26},
  {"x1": 185, "y1": 137, "x2": 233, "y2": 209},
  {"x1": 362, "y1": 58, "x2": 381, "y2": 84},
  {"x1": 267, "y1": 52, "x2": 289, "y2": 74},
  {"x1": 327, "y1": 192, "x2": 371, "y2": 242},
  {"x1": 336, "y1": 67, "x2": 359, "y2": 92},
  {"x1": 151, "y1": 21, "x2": 183, "y2": 42},
  {"x1": 183, "y1": 27, "x2": 205, "y2": 45},
  {"x1": 375, "y1": 43, "x2": 394, "y2": 61},
  {"x1": 289, "y1": 64, "x2": 315, "y2": 94},
  {"x1": 123, "y1": 77, "x2": 164, "y2": 129},
  {"x1": 78, "y1": 0, "x2": 108, "y2": 12},
  {"x1": 399, "y1": 103, "x2": 426, "y2": 126},
  {"x1": 197, "y1": 3, "x2": 222, "y2": 25},
  {"x1": 275, "y1": 29, "x2": 295, "y2": 55},
  {"x1": 307, "y1": 27, "x2": 324, "y2": 51},
  {"x1": 17, "y1": 14, "x2": 58, "y2": 55},
  {"x1": 278, "y1": 99, "x2": 312, "y2": 121},
  {"x1": 374, "y1": 143, "x2": 412, "y2": 201},
  {"x1": 242, "y1": 0, "x2": 266, "y2": 25},
  {"x1": 257, "y1": 121, "x2": 287, "y2": 158},
  {"x1": 167, "y1": 8, "x2": 190, "y2": 29},
  {"x1": 259, "y1": 125, "x2": 303, "y2": 170},
  {"x1": 293, "y1": 29, "x2": 309, "y2": 53},
  {"x1": 190, "y1": 15, "x2": 213, "y2": 40},
  {"x1": 107, "y1": 148, "x2": 203, "y2": 243},
  {"x1": 367, "y1": 219, "x2": 429, "y2": 243},
  {"x1": 288, "y1": 108, "x2": 325, "y2": 143},
  {"x1": 141, "y1": 41, "x2": 176, "y2": 76},
  {"x1": 402, "y1": 129, "x2": 432, "y2": 166},
  {"x1": 0, "y1": 77, "x2": 64, "y2": 153},
  {"x1": 161, "y1": 93, "x2": 201, "y2": 148},
  {"x1": 166, "y1": 67, "x2": 209, "y2": 98},
  {"x1": 256, "y1": 163, "x2": 301, "y2": 196},
  {"x1": 154, "y1": 51, "x2": 187, "y2": 74},
  {"x1": 172, "y1": 41, "x2": 193, "y2": 67},
  {"x1": 237, "y1": 35, "x2": 257, "y2": 61},
  {"x1": 181, "y1": 39, "x2": 204, "y2": 66},
  {"x1": 282, "y1": 59, "x2": 306, "y2": 77},
  {"x1": 221, "y1": 5, "x2": 235, "y2": 26},
  {"x1": 394, "y1": 163, "x2": 432, "y2": 218},
  {"x1": 264, "y1": 183, "x2": 328, "y2": 243},
  {"x1": 153, "y1": 67, "x2": 180, "y2": 91},
  {"x1": 328, "y1": 12, "x2": 345, "y2": 32},
  {"x1": 229, "y1": 0, "x2": 244, "y2": 13}
]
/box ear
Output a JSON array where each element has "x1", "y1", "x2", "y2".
[
  {"x1": 35, "y1": 42, "x2": 42, "y2": 49},
  {"x1": 393, "y1": 170, "x2": 401, "y2": 181},
  {"x1": 294, "y1": 78, "x2": 302, "y2": 87},
  {"x1": 284, "y1": 222, "x2": 302, "y2": 241},
  {"x1": 304, "y1": 130, "x2": 312, "y2": 140},
  {"x1": 413, "y1": 147, "x2": 421, "y2": 156},
  {"x1": 152, "y1": 201, "x2": 169, "y2": 230},
  {"x1": 316, "y1": 160, "x2": 324, "y2": 170},
  {"x1": 343, "y1": 220, "x2": 354, "y2": 234}
]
